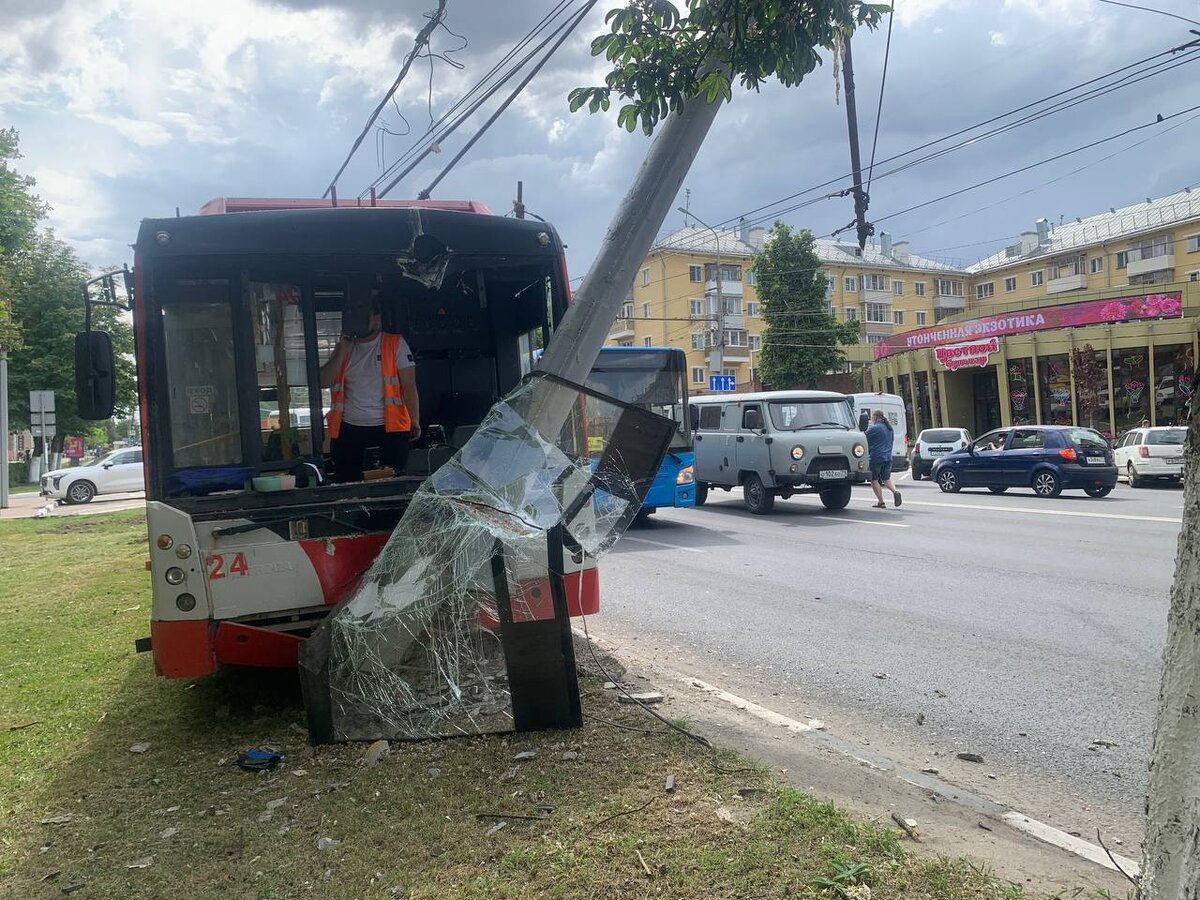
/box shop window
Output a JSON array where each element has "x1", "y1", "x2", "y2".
[
  {"x1": 1154, "y1": 343, "x2": 1196, "y2": 426},
  {"x1": 915, "y1": 372, "x2": 932, "y2": 432},
  {"x1": 931, "y1": 371, "x2": 943, "y2": 427},
  {"x1": 885, "y1": 377, "x2": 896, "y2": 395},
  {"x1": 1006, "y1": 358, "x2": 1035, "y2": 426},
  {"x1": 1072, "y1": 346, "x2": 1109, "y2": 432},
  {"x1": 1037, "y1": 354, "x2": 1072, "y2": 426},
  {"x1": 1112, "y1": 347, "x2": 1151, "y2": 432},
  {"x1": 897, "y1": 374, "x2": 916, "y2": 440}
]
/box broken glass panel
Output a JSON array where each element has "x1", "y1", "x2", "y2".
[{"x1": 300, "y1": 373, "x2": 674, "y2": 742}]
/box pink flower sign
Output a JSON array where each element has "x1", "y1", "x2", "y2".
[{"x1": 873, "y1": 292, "x2": 1184, "y2": 360}]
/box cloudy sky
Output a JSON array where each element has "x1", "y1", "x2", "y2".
[{"x1": 2, "y1": 0, "x2": 1198, "y2": 277}]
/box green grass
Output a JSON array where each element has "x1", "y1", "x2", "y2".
[
  {"x1": 0, "y1": 511, "x2": 1111, "y2": 899},
  {"x1": 5, "y1": 483, "x2": 41, "y2": 494}
]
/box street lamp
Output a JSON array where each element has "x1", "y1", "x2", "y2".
[{"x1": 678, "y1": 207, "x2": 723, "y2": 381}]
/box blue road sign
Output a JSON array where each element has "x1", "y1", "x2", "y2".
[{"x1": 709, "y1": 375, "x2": 737, "y2": 392}]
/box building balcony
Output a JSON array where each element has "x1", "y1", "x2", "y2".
[
  {"x1": 609, "y1": 319, "x2": 635, "y2": 340},
  {"x1": 862, "y1": 288, "x2": 893, "y2": 304},
  {"x1": 721, "y1": 313, "x2": 745, "y2": 330},
  {"x1": 1046, "y1": 273, "x2": 1087, "y2": 294},
  {"x1": 933, "y1": 293, "x2": 966, "y2": 314},
  {"x1": 1126, "y1": 252, "x2": 1174, "y2": 278},
  {"x1": 705, "y1": 279, "x2": 743, "y2": 297},
  {"x1": 722, "y1": 347, "x2": 750, "y2": 363}
]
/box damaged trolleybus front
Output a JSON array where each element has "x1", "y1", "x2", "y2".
[{"x1": 76, "y1": 200, "x2": 599, "y2": 679}]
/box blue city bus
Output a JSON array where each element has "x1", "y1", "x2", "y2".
[{"x1": 584, "y1": 346, "x2": 695, "y2": 516}]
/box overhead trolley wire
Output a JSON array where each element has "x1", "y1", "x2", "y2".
[{"x1": 323, "y1": 0, "x2": 449, "y2": 198}]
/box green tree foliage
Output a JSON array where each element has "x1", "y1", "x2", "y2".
[
  {"x1": 570, "y1": 0, "x2": 886, "y2": 134},
  {"x1": 755, "y1": 222, "x2": 859, "y2": 389},
  {"x1": 6, "y1": 232, "x2": 136, "y2": 439},
  {"x1": 1, "y1": 131, "x2": 135, "y2": 443}
]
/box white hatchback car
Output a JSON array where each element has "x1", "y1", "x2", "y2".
[
  {"x1": 910, "y1": 427, "x2": 972, "y2": 480},
  {"x1": 41, "y1": 447, "x2": 145, "y2": 504},
  {"x1": 1113, "y1": 427, "x2": 1186, "y2": 486}
]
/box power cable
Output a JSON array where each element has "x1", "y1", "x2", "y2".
[
  {"x1": 743, "y1": 46, "x2": 1200, "y2": 232},
  {"x1": 1096, "y1": 0, "x2": 1200, "y2": 26},
  {"x1": 845, "y1": 102, "x2": 1200, "y2": 235},
  {"x1": 711, "y1": 38, "x2": 1200, "y2": 231},
  {"x1": 363, "y1": 0, "x2": 580, "y2": 199},
  {"x1": 323, "y1": 0, "x2": 448, "y2": 198},
  {"x1": 865, "y1": 1, "x2": 896, "y2": 194},
  {"x1": 413, "y1": 0, "x2": 599, "y2": 199}
]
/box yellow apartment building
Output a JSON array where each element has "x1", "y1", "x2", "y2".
[
  {"x1": 609, "y1": 220, "x2": 964, "y2": 394},
  {"x1": 870, "y1": 189, "x2": 1200, "y2": 439}
]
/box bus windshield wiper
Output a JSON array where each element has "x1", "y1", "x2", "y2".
[{"x1": 798, "y1": 422, "x2": 850, "y2": 430}]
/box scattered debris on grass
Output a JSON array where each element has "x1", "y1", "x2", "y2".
[
  {"x1": 956, "y1": 752, "x2": 984, "y2": 763},
  {"x1": 617, "y1": 692, "x2": 665, "y2": 705},
  {"x1": 891, "y1": 813, "x2": 921, "y2": 841},
  {"x1": 129, "y1": 742, "x2": 151, "y2": 754}
]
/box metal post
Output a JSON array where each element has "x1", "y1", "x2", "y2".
[
  {"x1": 536, "y1": 91, "x2": 724, "y2": 388},
  {"x1": 685, "y1": 210, "x2": 725, "y2": 380},
  {"x1": 841, "y1": 37, "x2": 871, "y2": 251},
  {"x1": 0, "y1": 350, "x2": 8, "y2": 509}
]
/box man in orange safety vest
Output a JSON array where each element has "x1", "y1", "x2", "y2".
[{"x1": 320, "y1": 302, "x2": 421, "y2": 482}]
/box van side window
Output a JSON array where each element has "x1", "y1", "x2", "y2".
[{"x1": 698, "y1": 405, "x2": 722, "y2": 430}]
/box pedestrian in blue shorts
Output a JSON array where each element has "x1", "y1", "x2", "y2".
[{"x1": 865, "y1": 410, "x2": 902, "y2": 509}]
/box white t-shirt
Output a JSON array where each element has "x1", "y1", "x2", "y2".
[{"x1": 340, "y1": 332, "x2": 415, "y2": 427}]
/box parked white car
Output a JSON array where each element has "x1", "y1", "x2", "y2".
[
  {"x1": 40, "y1": 447, "x2": 145, "y2": 504},
  {"x1": 1113, "y1": 427, "x2": 1186, "y2": 486},
  {"x1": 910, "y1": 427, "x2": 972, "y2": 480}
]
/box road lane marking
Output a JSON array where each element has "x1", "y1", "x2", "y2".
[
  {"x1": 679, "y1": 673, "x2": 1140, "y2": 876},
  {"x1": 620, "y1": 536, "x2": 705, "y2": 553},
  {"x1": 856, "y1": 496, "x2": 1180, "y2": 524},
  {"x1": 851, "y1": 519, "x2": 910, "y2": 528},
  {"x1": 574, "y1": 628, "x2": 1141, "y2": 876}
]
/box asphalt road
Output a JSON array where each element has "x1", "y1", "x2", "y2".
[{"x1": 595, "y1": 473, "x2": 1181, "y2": 840}]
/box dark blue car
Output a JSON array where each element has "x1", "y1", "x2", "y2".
[{"x1": 931, "y1": 425, "x2": 1118, "y2": 498}]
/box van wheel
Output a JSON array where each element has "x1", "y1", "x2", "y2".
[
  {"x1": 819, "y1": 484, "x2": 852, "y2": 510},
  {"x1": 742, "y1": 474, "x2": 775, "y2": 515},
  {"x1": 695, "y1": 482, "x2": 709, "y2": 507}
]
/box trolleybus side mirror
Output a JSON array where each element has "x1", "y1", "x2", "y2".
[{"x1": 75, "y1": 331, "x2": 116, "y2": 420}]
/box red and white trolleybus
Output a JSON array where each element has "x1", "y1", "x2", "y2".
[{"x1": 77, "y1": 198, "x2": 598, "y2": 679}]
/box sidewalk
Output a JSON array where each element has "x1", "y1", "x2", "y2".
[{"x1": 0, "y1": 490, "x2": 145, "y2": 519}]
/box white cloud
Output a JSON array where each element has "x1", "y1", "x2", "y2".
[{"x1": 990, "y1": 31, "x2": 1008, "y2": 47}]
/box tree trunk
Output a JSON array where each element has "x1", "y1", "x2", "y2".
[{"x1": 1140, "y1": 403, "x2": 1200, "y2": 897}]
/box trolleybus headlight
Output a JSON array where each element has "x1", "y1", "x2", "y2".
[
  {"x1": 852, "y1": 443, "x2": 866, "y2": 458},
  {"x1": 175, "y1": 593, "x2": 196, "y2": 612},
  {"x1": 175, "y1": 543, "x2": 193, "y2": 559},
  {"x1": 156, "y1": 534, "x2": 174, "y2": 550},
  {"x1": 676, "y1": 466, "x2": 694, "y2": 485},
  {"x1": 165, "y1": 566, "x2": 186, "y2": 585},
  {"x1": 790, "y1": 446, "x2": 805, "y2": 460}
]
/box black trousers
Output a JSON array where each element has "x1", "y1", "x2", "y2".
[{"x1": 330, "y1": 423, "x2": 411, "y2": 483}]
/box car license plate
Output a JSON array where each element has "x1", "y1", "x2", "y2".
[
  {"x1": 1083, "y1": 455, "x2": 1106, "y2": 465},
  {"x1": 819, "y1": 469, "x2": 848, "y2": 480},
  {"x1": 1169, "y1": 457, "x2": 1184, "y2": 465},
  {"x1": 928, "y1": 446, "x2": 951, "y2": 455}
]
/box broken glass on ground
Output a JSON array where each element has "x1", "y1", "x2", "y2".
[{"x1": 300, "y1": 373, "x2": 674, "y2": 743}]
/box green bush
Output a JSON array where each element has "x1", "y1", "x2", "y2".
[{"x1": 8, "y1": 461, "x2": 29, "y2": 485}]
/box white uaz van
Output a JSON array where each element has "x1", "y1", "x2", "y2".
[
  {"x1": 690, "y1": 391, "x2": 869, "y2": 514},
  {"x1": 848, "y1": 392, "x2": 909, "y2": 472}
]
